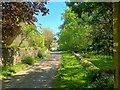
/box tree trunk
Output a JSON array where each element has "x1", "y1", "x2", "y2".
[
  {"x1": 18, "y1": 37, "x2": 26, "y2": 47},
  {"x1": 113, "y1": 2, "x2": 120, "y2": 89}
]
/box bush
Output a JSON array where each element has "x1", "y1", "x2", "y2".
[
  {"x1": 37, "y1": 50, "x2": 43, "y2": 58},
  {"x1": 93, "y1": 75, "x2": 114, "y2": 88},
  {"x1": 86, "y1": 69, "x2": 114, "y2": 88},
  {"x1": 2, "y1": 71, "x2": 12, "y2": 76},
  {"x1": 22, "y1": 55, "x2": 34, "y2": 65},
  {"x1": 37, "y1": 47, "x2": 48, "y2": 58},
  {"x1": 1, "y1": 66, "x2": 15, "y2": 76},
  {"x1": 86, "y1": 69, "x2": 100, "y2": 82},
  {"x1": 41, "y1": 47, "x2": 47, "y2": 52}
]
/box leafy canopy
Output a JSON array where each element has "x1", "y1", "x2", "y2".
[{"x1": 2, "y1": 1, "x2": 49, "y2": 46}]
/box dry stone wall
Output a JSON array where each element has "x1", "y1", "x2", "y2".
[{"x1": 0, "y1": 47, "x2": 41, "y2": 66}]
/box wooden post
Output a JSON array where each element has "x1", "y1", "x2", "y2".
[{"x1": 113, "y1": 2, "x2": 120, "y2": 89}]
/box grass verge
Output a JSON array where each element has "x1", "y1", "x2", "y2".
[
  {"x1": 0, "y1": 50, "x2": 50, "y2": 80},
  {"x1": 0, "y1": 63, "x2": 28, "y2": 79},
  {"x1": 53, "y1": 52, "x2": 114, "y2": 88},
  {"x1": 81, "y1": 51, "x2": 114, "y2": 69}
]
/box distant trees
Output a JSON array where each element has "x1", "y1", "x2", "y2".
[{"x1": 41, "y1": 27, "x2": 54, "y2": 49}]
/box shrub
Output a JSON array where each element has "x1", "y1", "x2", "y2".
[
  {"x1": 86, "y1": 69, "x2": 101, "y2": 82},
  {"x1": 37, "y1": 50, "x2": 43, "y2": 58},
  {"x1": 41, "y1": 47, "x2": 47, "y2": 52},
  {"x1": 34, "y1": 46, "x2": 38, "y2": 50},
  {"x1": 8, "y1": 68, "x2": 16, "y2": 73},
  {"x1": 37, "y1": 47, "x2": 48, "y2": 58},
  {"x1": 93, "y1": 75, "x2": 114, "y2": 88},
  {"x1": 86, "y1": 69, "x2": 114, "y2": 88},
  {"x1": 1, "y1": 66, "x2": 15, "y2": 76},
  {"x1": 2, "y1": 71, "x2": 12, "y2": 76},
  {"x1": 22, "y1": 55, "x2": 34, "y2": 65}
]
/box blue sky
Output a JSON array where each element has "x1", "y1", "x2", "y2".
[{"x1": 34, "y1": 2, "x2": 66, "y2": 34}]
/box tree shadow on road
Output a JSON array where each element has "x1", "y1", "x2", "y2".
[{"x1": 2, "y1": 54, "x2": 61, "y2": 89}]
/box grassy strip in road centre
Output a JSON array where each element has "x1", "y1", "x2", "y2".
[{"x1": 53, "y1": 52, "x2": 114, "y2": 88}]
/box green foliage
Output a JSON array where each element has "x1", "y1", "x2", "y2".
[
  {"x1": 86, "y1": 69, "x2": 114, "y2": 88},
  {"x1": 59, "y1": 2, "x2": 113, "y2": 55},
  {"x1": 28, "y1": 30, "x2": 44, "y2": 47},
  {"x1": 53, "y1": 52, "x2": 87, "y2": 88},
  {"x1": 41, "y1": 27, "x2": 54, "y2": 48},
  {"x1": 53, "y1": 52, "x2": 114, "y2": 88},
  {"x1": 33, "y1": 56, "x2": 41, "y2": 63},
  {"x1": 2, "y1": 2, "x2": 49, "y2": 46},
  {"x1": 41, "y1": 47, "x2": 47, "y2": 52},
  {"x1": 37, "y1": 50, "x2": 44, "y2": 58},
  {"x1": 0, "y1": 49, "x2": 49, "y2": 79},
  {"x1": 21, "y1": 55, "x2": 34, "y2": 65},
  {"x1": 1, "y1": 66, "x2": 13, "y2": 76},
  {"x1": 20, "y1": 23, "x2": 44, "y2": 47},
  {"x1": 1, "y1": 63, "x2": 28, "y2": 78},
  {"x1": 59, "y1": 9, "x2": 90, "y2": 51},
  {"x1": 1, "y1": 54, "x2": 43, "y2": 79},
  {"x1": 37, "y1": 47, "x2": 49, "y2": 58},
  {"x1": 81, "y1": 51, "x2": 113, "y2": 69}
]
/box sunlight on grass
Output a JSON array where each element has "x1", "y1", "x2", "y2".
[
  {"x1": 53, "y1": 52, "x2": 114, "y2": 88},
  {"x1": 53, "y1": 52, "x2": 88, "y2": 88},
  {"x1": 0, "y1": 55, "x2": 42, "y2": 79},
  {"x1": 0, "y1": 63, "x2": 28, "y2": 79},
  {"x1": 83, "y1": 53, "x2": 114, "y2": 69}
]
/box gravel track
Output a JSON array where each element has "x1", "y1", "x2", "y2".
[{"x1": 2, "y1": 51, "x2": 61, "y2": 88}]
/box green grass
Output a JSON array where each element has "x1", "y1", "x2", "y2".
[
  {"x1": 1, "y1": 50, "x2": 50, "y2": 80},
  {"x1": 53, "y1": 52, "x2": 114, "y2": 88},
  {"x1": 0, "y1": 56, "x2": 41, "y2": 79},
  {"x1": 81, "y1": 51, "x2": 114, "y2": 69},
  {"x1": 1, "y1": 63, "x2": 28, "y2": 79},
  {"x1": 53, "y1": 52, "x2": 89, "y2": 88}
]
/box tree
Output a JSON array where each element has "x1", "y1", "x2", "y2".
[
  {"x1": 66, "y1": 2, "x2": 113, "y2": 55},
  {"x1": 28, "y1": 30, "x2": 44, "y2": 47},
  {"x1": 2, "y1": 2, "x2": 49, "y2": 46},
  {"x1": 59, "y1": 9, "x2": 90, "y2": 51},
  {"x1": 113, "y1": 2, "x2": 120, "y2": 89},
  {"x1": 19, "y1": 22, "x2": 44, "y2": 47},
  {"x1": 41, "y1": 27, "x2": 54, "y2": 48},
  {"x1": 0, "y1": 3, "x2": 2, "y2": 47},
  {"x1": 18, "y1": 23, "x2": 36, "y2": 46}
]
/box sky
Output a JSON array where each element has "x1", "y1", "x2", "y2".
[{"x1": 34, "y1": 2, "x2": 67, "y2": 34}]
